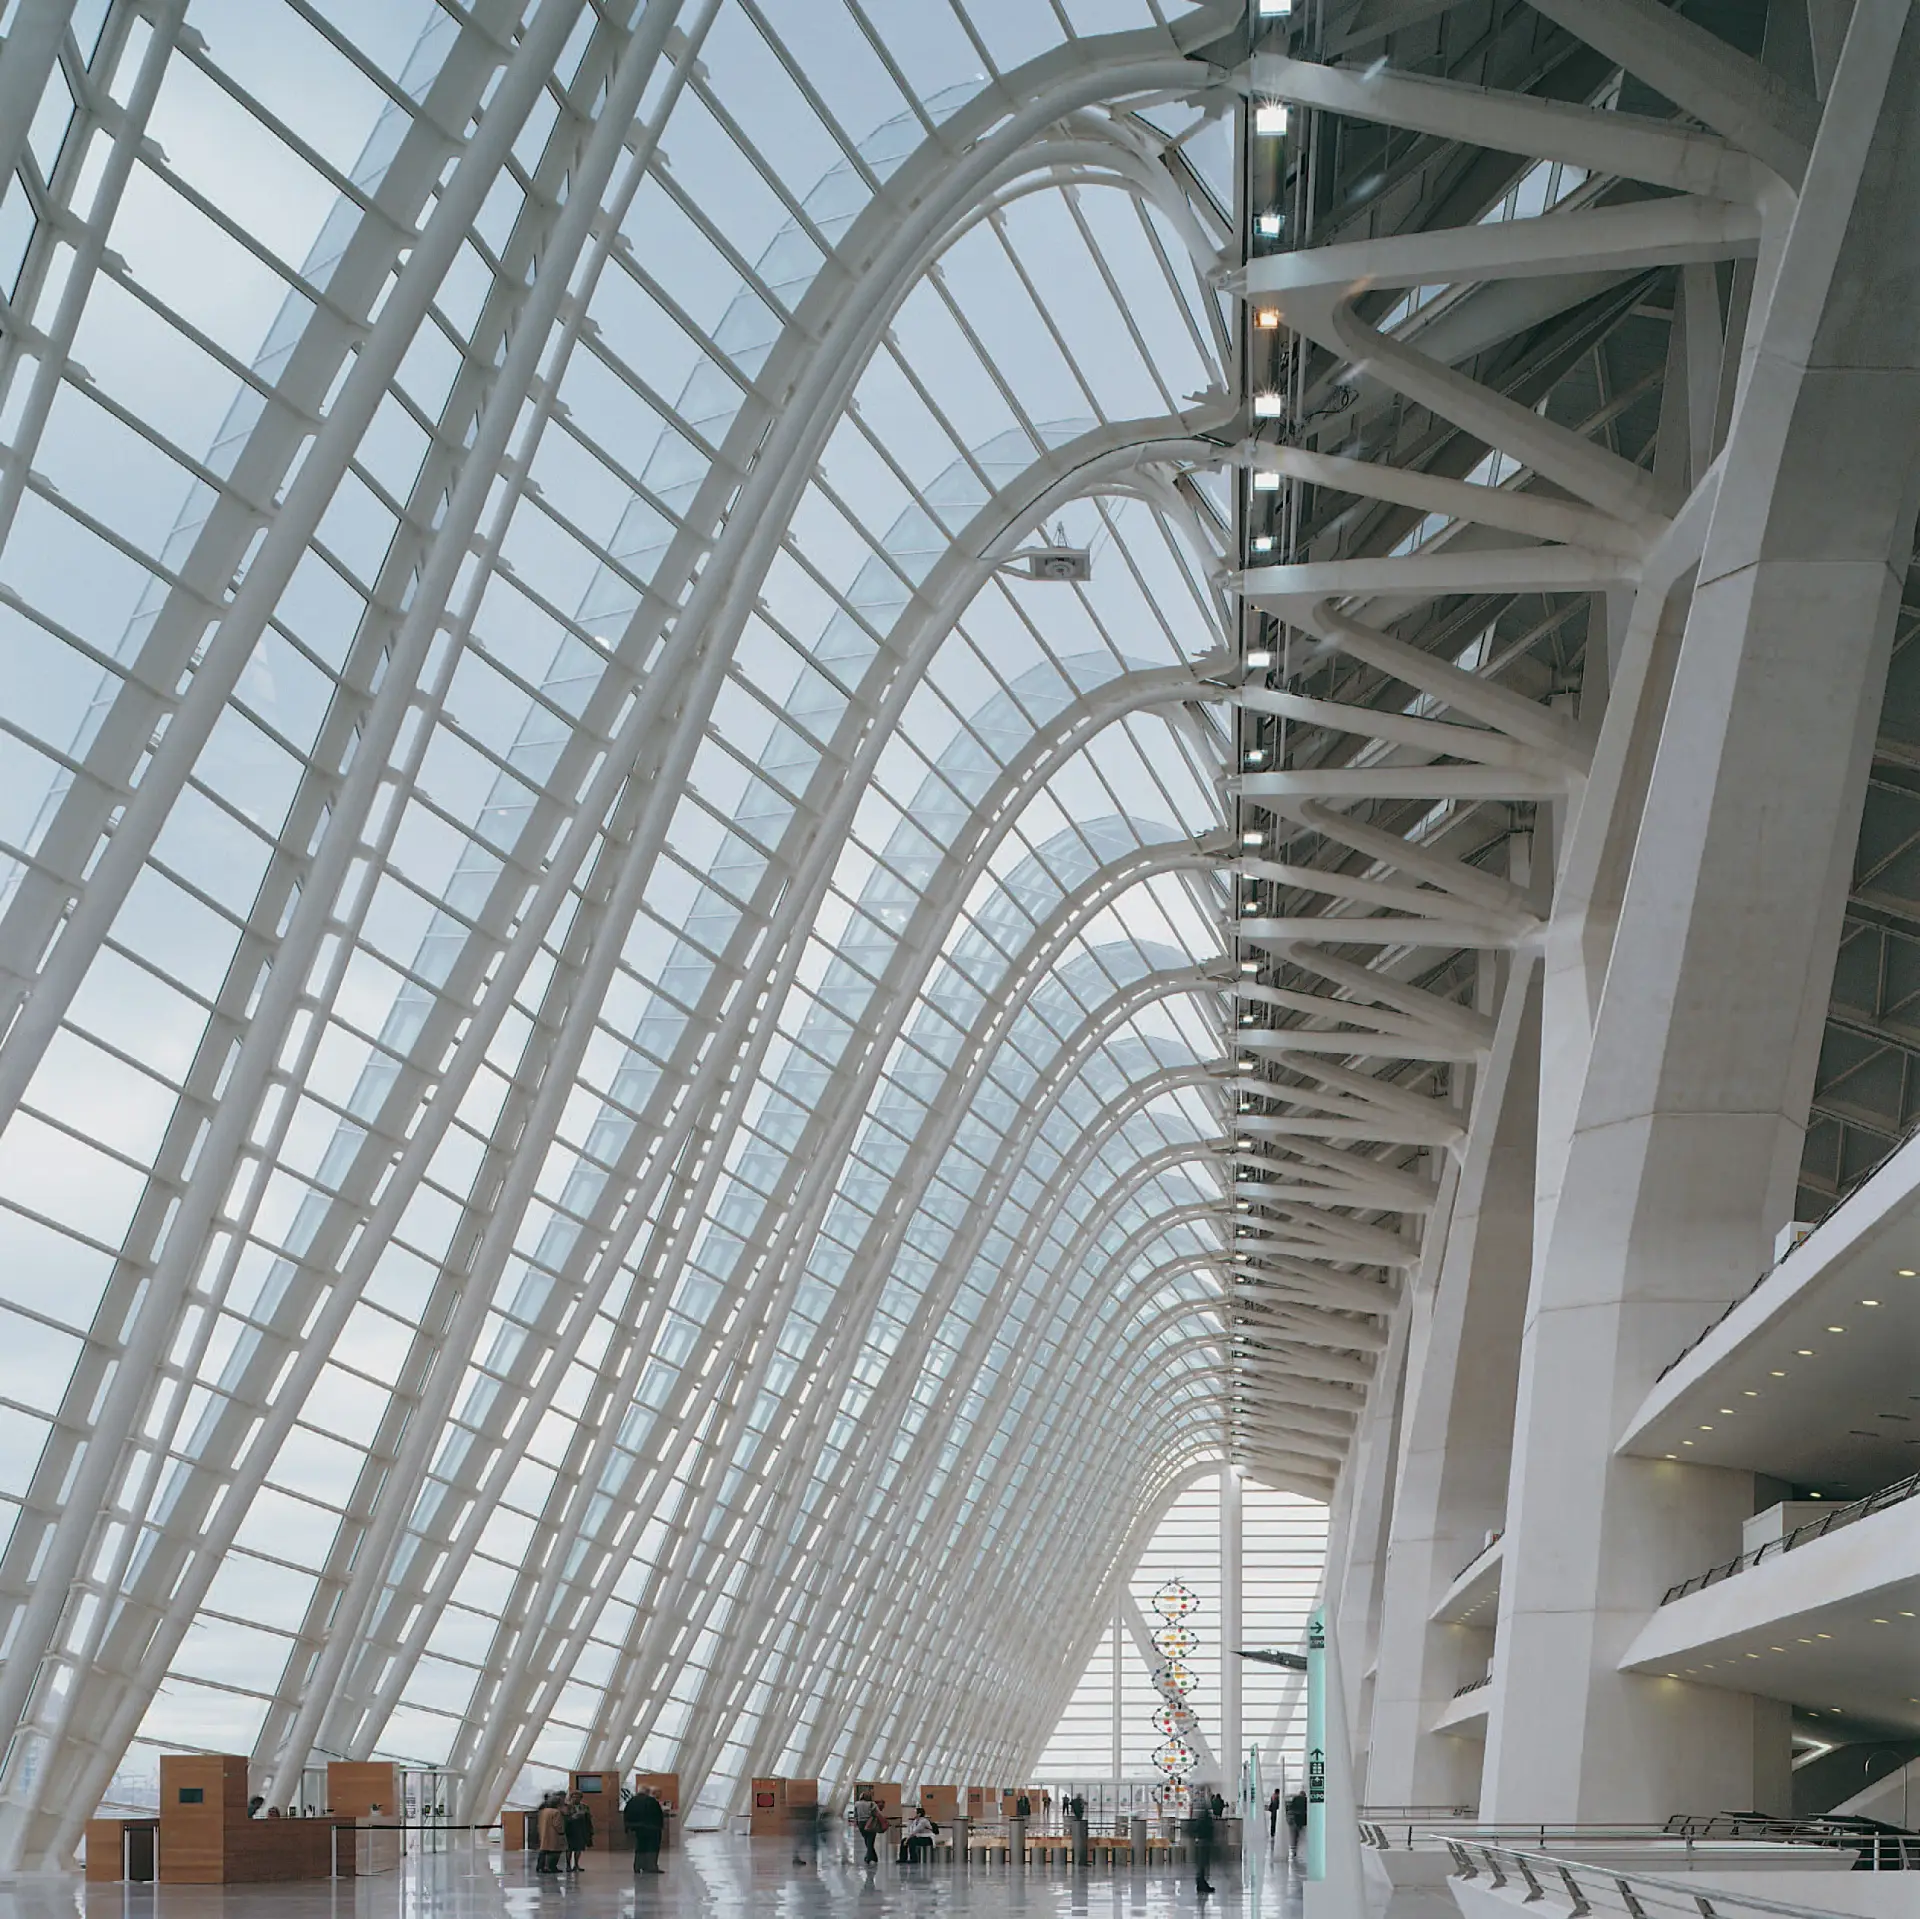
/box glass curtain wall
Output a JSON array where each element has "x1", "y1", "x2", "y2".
[{"x1": 0, "y1": 0, "x2": 1254, "y2": 1859}]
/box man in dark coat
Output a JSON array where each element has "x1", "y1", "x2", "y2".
[{"x1": 623, "y1": 1787, "x2": 665, "y2": 1873}]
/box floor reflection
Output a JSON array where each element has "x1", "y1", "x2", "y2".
[{"x1": 33, "y1": 1831, "x2": 1311, "y2": 1919}]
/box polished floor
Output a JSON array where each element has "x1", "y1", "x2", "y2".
[{"x1": 25, "y1": 1831, "x2": 1311, "y2": 1919}]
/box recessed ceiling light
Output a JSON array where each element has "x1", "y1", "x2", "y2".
[
  {"x1": 1743, "y1": 1390, "x2": 1758, "y2": 1397},
  {"x1": 1698, "y1": 1425, "x2": 1713, "y2": 1431},
  {"x1": 1682, "y1": 1440, "x2": 1695, "y2": 1446},
  {"x1": 1899, "y1": 1269, "x2": 1917, "y2": 1277},
  {"x1": 1719, "y1": 1408, "x2": 1735, "y2": 1414},
  {"x1": 1826, "y1": 1326, "x2": 1845, "y2": 1334},
  {"x1": 1798, "y1": 1349, "x2": 1815, "y2": 1356},
  {"x1": 1771, "y1": 1369, "x2": 1787, "y2": 1377},
  {"x1": 1861, "y1": 1299, "x2": 1880, "y2": 1306}
]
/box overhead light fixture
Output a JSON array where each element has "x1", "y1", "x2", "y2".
[
  {"x1": 1252, "y1": 468, "x2": 1281, "y2": 492},
  {"x1": 1255, "y1": 103, "x2": 1290, "y2": 137},
  {"x1": 1238, "y1": 1059, "x2": 1256, "y2": 1072},
  {"x1": 1242, "y1": 830, "x2": 1264, "y2": 846},
  {"x1": 1239, "y1": 960, "x2": 1258, "y2": 974},
  {"x1": 1246, "y1": 648, "x2": 1273, "y2": 668},
  {"x1": 1254, "y1": 212, "x2": 1283, "y2": 239},
  {"x1": 1251, "y1": 534, "x2": 1275, "y2": 552},
  {"x1": 1246, "y1": 747, "x2": 1267, "y2": 763},
  {"x1": 1252, "y1": 392, "x2": 1284, "y2": 418},
  {"x1": 1256, "y1": 0, "x2": 1293, "y2": 16},
  {"x1": 1862, "y1": 1298, "x2": 1880, "y2": 1306},
  {"x1": 1254, "y1": 307, "x2": 1282, "y2": 329}
]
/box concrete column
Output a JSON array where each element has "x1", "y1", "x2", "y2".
[
  {"x1": 1221, "y1": 1462, "x2": 1243, "y2": 1781},
  {"x1": 1365, "y1": 958, "x2": 1539, "y2": 1810},
  {"x1": 1485, "y1": 9, "x2": 1920, "y2": 1822}
]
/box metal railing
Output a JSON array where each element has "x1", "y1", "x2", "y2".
[
  {"x1": 1662, "y1": 1472, "x2": 1920, "y2": 1602},
  {"x1": 1664, "y1": 1814, "x2": 1918, "y2": 1871},
  {"x1": 1377, "y1": 1823, "x2": 1829, "y2": 1857},
  {"x1": 1440, "y1": 1837, "x2": 1872, "y2": 1916},
  {"x1": 1452, "y1": 1674, "x2": 1493, "y2": 1698},
  {"x1": 1453, "y1": 1531, "x2": 1505, "y2": 1583},
  {"x1": 1654, "y1": 1123, "x2": 1920, "y2": 1386}
]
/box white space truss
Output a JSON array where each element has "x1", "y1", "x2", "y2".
[{"x1": 0, "y1": 0, "x2": 1915, "y2": 1867}]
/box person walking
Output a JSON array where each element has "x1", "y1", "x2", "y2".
[
  {"x1": 624, "y1": 1786, "x2": 664, "y2": 1874},
  {"x1": 1267, "y1": 1786, "x2": 1282, "y2": 1842},
  {"x1": 535, "y1": 1795, "x2": 567, "y2": 1876},
  {"x1": 1189, "y1": 1787, "x2": 1217, "y2": 1898},
  {"x1": 563, "y1": 1792, "x2": 592, "y2": 1871},
  {"x1": 851, "y1": 1789, "x2": 884, "y2": 1866},
  {"x1": 1286, "y1": 1789, "x2": 1307, "y2": 1863}
]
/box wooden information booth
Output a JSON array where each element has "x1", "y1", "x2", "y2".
[
  {"x1": 87, "y1": 1755, "x2": 356, "y2": 1883},
  {"x1": 747, "y1": 1775, "x2": 818, "y2": 1836},
  {"x1": 567, "y1": 1767, "x2": 623, "y2": 1850},
  {"x1": 919, "y1": 1784, "x2": 958, "y2": 1822},
  {"x1": 325, "y1": 1761, "x2": 398, "y2": 1817},
  {"x1": 327, "y1": 1762, "x2": 401, "y2": 1873}
]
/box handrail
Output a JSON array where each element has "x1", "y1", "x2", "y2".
[
  {"x1": 1662, "y1": 1472, "x2": 1920, "y2": 1602},
  {"x1": 1452, "y1": 1531, "x2": 1505, "y2": 1583},
  {"x1": 1654, "y1": 1119, "x2": 1920, "y2": 1385},
  {"x1": 1437, "y1": 1837, "x2": 1873, "y2": 1915},
  {"x1": 1452, "y1": 1674, "x2": 1492, "y2": 1698},
  {"x1": 1665, "y1": 1813, "x2": 1919, "y2": 1870}
]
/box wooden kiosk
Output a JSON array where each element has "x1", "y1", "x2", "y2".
[
  {"x1": 747, "y1": 1776, "x2": 817, "y2": 1836},
  {"x1": 84, "y1": 1755, "x2": 357, "y2": 1884},
  {"x1": 567, "y1": 1766, "x2": 623, "y2": 1851}
]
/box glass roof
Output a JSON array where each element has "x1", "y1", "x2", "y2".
[{"x1": 0, "y1": 0, "x2": 1267, "y2": 1846}]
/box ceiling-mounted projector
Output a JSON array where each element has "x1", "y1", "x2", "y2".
[{"x1": 1011, "y1": 544, "x2": 1092, "y2": 582}]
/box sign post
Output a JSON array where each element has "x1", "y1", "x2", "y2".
[{"x1": 1305, "y1": 1605, "x2": 1326, "y2": 1881}]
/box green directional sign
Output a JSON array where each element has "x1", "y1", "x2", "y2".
[{"x1": 1305, "y1": 1606, "x2": 1326, "y2": 1881}]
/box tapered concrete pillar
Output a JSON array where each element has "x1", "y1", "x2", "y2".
[
  {"x1": 1365, "y1": 959, "x2": 1538, "y2": 1809},
  {"x1": 1486, "y1": 8, "x2": 1920, "y2": 1821},
  {"x1": 1221, "y1": 1462, "x2": 1243, "y2": 1778}
]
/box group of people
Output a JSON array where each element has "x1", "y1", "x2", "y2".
[
  {"x1": 531, "y1": 1792, "x2": 595, "y2": 1875},
  {"x1": 846, "y1": 1790, "x2": 940, "y2": 1866},
  {"x1": 531, "y1": 1787, "x2": 666, "y2": 1877},
  {"x1": 1265, "y1": 1786, "x2": 1309, "y2": 1860}
]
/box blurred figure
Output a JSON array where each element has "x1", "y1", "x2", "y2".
[
  {"x1": 1287, "y1": 1789, "x2": 1307, "y2": 1863},
  {"x1": 1188, "y1": 1785, "x2": 1217, "y2": 1897},
  {"x1": 789, "y1": 1793, "x2": 825, "y2": 1868},
  {"x1": 1267, "y1": 1786, "x2": 1282, "y2": 1842}
]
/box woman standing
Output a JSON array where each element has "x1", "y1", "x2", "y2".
[
  {"x1": 563, "y1": 1792, "x2": 593, "y2": 1871},
  {"x1": 535, "y1": 1795, "x2": 567, "y2": 1875}
]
